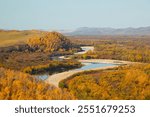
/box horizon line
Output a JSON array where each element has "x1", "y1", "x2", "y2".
[{"x1": 1, "y1": 25, "x2": 150, "y2": 31}]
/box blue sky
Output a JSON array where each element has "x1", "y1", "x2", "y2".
[{"x1": 0, "y1": 0, "x2": 150, "y2": 30}]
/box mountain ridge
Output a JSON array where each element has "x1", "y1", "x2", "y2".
[{"x1": 64, "y1": 26, "x2": 150, "y2": 36}]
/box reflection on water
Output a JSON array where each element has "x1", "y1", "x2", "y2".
[
  {"x1": 36, "y1": 46, "x2": 116, "y2": 80},
  {"x1": 77, "y1": 62, "x2": 116, "y2": 70},
  {"x1": 74, "y1": 46, "x2": 94, "y2": 55},
  {"x1": 36, "y1": 62, "x2": 116, "y2": 80},
  {"x1": 36, "y1": 74, "x2": 49, "y2": 80}
]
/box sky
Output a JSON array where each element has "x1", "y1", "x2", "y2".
[{"x1": 0, "y1": 0, "x2": 150, "y2": 30}]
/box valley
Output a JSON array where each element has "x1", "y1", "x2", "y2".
[{"x1": 0, "y1": 30, "x2": 150, "y2": 100}]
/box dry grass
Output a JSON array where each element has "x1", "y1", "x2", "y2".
[{"x1": 0, "y1": 30, "x2": 46, "y2": 47}]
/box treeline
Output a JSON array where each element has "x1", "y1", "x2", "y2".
[
  {"x1": 0, "y1": 52, "x2": 51, "y2": 70},
  {"x1": 0, "y1": 52, "x2": 81, "y2": 75},
  {"x1": 60, "y1": 64, "x2": 150, "y2": 100},
  {"x1": 23, "y1": 60, "x2": 81, "y2": 75},
  {"x1": 72, "y1": 36, "x2": 150, "y2": 63},
  {"x1": 0, "y1": 68, "x2": 76, "y2": 100}
]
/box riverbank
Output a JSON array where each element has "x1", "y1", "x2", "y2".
[
  {"x1": 45, "y1": 46, "x2": 138, "y2": 87},
  {"x1": 79, "y1": 59, "x2": 135, "y2": 65},
  {"x1": 45, "y1": 64, "x2": 118, "y2": 87},
  {"x1": 46, "y1": 58, "x2": 134, "y2": 87}
]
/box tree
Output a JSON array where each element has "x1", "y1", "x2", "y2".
[{"x1": 27, "y1": 32, "x2": 72, "y2": 52}]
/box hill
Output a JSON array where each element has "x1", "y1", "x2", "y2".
[
  {"x1": 0, "y1": 30, "x2": 46, "y2": 47},
  {"x1": 27, "y1": 32, "x2": 72, "y2": 52},
  {"x1": 65, "y1": 26, "x2": 150, "y2": 36}
]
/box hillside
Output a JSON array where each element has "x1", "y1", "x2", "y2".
[
  {"x1": 0, "y1": 30, "x2": 46, "y2": 47},
  {"x1": 0, "y1": 68, "x2": 75, "y2": 100},
  {"x1": 27, "y1": 32, "x2": 72, "y2": 52},
  {"x1": 60, "y1": 64, "x2": 150, "y2": 100}
]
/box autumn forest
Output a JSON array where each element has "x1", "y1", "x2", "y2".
[{"x1": 0, "y1": 30, "x2": 150, "y2": 100}]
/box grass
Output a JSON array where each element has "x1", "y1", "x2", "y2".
[{"x1": 0, "y1": 30, "x2": 46, "y2": 47}]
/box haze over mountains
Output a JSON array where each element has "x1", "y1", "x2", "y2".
[{"x1": 61, "y1": 26, "x2": 150, "y2": 36}]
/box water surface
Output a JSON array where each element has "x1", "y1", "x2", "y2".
[
  {"x1": 36, "y1": 62, "x2": 116, "y2": 80},
  {"x1": 36, "y1": 46, "x2": 117, "y2": 80},
  {"x1": 77, "y1": 62, "x2": 116, "y2": 70}
]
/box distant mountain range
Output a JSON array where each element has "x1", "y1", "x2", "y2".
[{"x1": 62, "y1": 27, "x2": 150, "y2": 36}]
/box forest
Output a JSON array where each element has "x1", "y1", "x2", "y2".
[
  {"x1": 71, "y1": 35, "x2": 150, "y2": 63},
  {"x1": 0, "y1": 68, "x2": 75, "y2": 100},
  {"x1": 60, "y1": 35, "x2": 150, "y2": 100},
  {"x1": 60, "y1": 64, "x2": 150, "y2": 100},
  {"x1": 23, "y1": 60, "x2": 81, "y2": 75}
]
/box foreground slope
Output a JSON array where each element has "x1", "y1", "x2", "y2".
[
  {"x1": 0, "y1": 68, "x2": 76, "y2": 100},
  {"x1": 60, "y1": 64, "x2": 150, "y2": 100}
]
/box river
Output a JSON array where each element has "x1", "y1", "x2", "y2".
[{"x1": 36, "y1": 46, "x2": 126, "y2": 87}]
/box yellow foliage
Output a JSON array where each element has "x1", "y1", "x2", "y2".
[
  {"x1": 62, "y1": 64, "x2": 150, "y2": 100},
  {"x1": 27, "y1": 32, "x2": 71, "y2": 52},
  {"x1": 0, "y1": 68, "x2": 76, "y2": 100}
]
